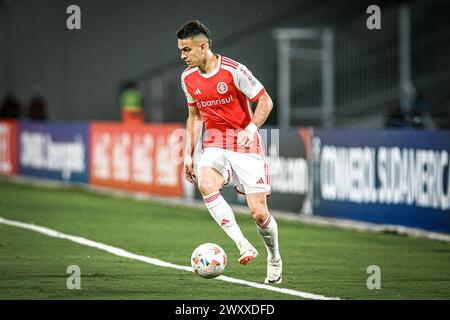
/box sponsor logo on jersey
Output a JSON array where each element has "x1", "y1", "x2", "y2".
[
  {"x1": 239, "y1": 67, "x2": 257, "y2": 86},
  {"x1": 194, "y1": 88, "x2": 201, "y2": 95},
  {"x1": 196, "y1": 94, "x2": 233, "y2": 108},
  {"x1": 216, "y1": 82, "x2": 228, "y2": 94}
]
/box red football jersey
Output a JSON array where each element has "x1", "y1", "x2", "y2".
[{"x1": 181, "y1": 55, "x2": 266, "y2": 154}]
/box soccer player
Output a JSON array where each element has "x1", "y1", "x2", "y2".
[{"x1": 177, "y1": 20, "x2": 282, "y2": 284}]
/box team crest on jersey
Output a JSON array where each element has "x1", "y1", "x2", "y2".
[{"x1": 216, "y1": 82, "x2": 228, "y2": 94}]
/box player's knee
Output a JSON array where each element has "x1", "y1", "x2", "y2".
[
  {"x1": 198, "y1": 168, "x2": 224, "y2": 196},
  {"x1": 249, "y1": 205, "x2": 268, "y2": 226},
  {"x1": 198, "y1": 180, "x2": 219, "y2": 196}
]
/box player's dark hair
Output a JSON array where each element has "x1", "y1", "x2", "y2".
[{"x1": 176, "y1": 20, "x2": 212, "y2": 47}]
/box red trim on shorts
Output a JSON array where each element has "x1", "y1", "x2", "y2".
[
  {"x1": 264, "y1": 161, "x2": 270, "y2": 185},
  {"x1": 233, "y1": 186, "x2": 271, "y2": 197},
  {"x1": 234, "y1": 186, "x2": 246, "y2": 195}
]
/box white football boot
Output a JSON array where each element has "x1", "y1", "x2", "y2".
[
  {"x1": 237, "y1": 240, "x2": 259, "y2": 266},
  {"x1": 264, "y1": 256, "x2": 282, "y2": 284}
]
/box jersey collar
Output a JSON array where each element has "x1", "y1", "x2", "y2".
[{"x1": 198, "y1": 55, "x2": 221, "y2": 78}]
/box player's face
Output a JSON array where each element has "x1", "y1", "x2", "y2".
[{"x1": 178, "y1": 38, "x2": 206, "y2": 68}]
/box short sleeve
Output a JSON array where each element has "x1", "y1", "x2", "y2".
[
  {"x1": 235, "y1": 64, "x2": 265, "y2": 102},
  {"x1": 181, "y1": 74, "x2": 196, "y2": 107}
]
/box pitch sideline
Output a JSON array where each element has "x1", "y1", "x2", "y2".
[{"x1": 0, "y1": 216, "x2": 341, "y2": 300}]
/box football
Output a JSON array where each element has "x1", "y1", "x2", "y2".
[{"x1": 191, "y1": 243, "x2": 227, "y2": 279}]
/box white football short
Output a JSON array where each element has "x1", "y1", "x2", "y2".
[{"x1": 197, "y1": 147, "x2": 271, "y2": 195}]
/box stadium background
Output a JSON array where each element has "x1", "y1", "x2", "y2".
[{"x1": 0, "y1": 0, "x2": 450, "y2": 301}]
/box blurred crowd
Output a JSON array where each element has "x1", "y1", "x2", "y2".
[
  {"x1": 384, "y1": 85, "x2": 450, "y2": 129},
  {"x1": 0, "y1": 94, "x2": 48, "y2": 121},
  {"x1": 2, "y1": 87, "x2": 448, "y2": 129}
]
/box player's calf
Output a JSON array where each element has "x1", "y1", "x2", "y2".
[
  {"x1": 256, "y1": 214, "x2": 282, "y2": 284},
  {"x1": 247, "y1": 198, "x2": 269, "y2": 226},
  {"x1": 203, "y1": 191, "x2": 247, "y2": 248}
]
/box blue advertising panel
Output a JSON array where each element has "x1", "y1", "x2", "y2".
[
  {"x1": 18, "y1": 122, "x2": 89, "y2": 183},
  {"x1": 312, "y1": 129, "x2": 450, "y2": 233}
]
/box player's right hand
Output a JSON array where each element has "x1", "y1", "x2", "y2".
[
  {"x1": 184, "y1": 155, "x2": 196, "y2": 184},
  {"x1": 237, "y1": 122, "x2": 258, "y2": 149}
]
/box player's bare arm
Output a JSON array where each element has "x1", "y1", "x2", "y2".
[
  {"x1": 251, "y1": 92, "x2": 274, "y2": 128},
  {"x1": 237, "y1": 92, "x2": 274, "y2": 149},
  {"x1": 184, "y1": 105, "x2": 203, "y2": 183}
]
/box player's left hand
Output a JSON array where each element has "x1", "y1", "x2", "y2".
[{"x1": 237, "y1": 123, "x2": 258, "y2": 149}]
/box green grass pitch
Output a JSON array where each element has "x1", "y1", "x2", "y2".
[{"x1": 0, "y1": 178, "x2": 449, "y2": 300}]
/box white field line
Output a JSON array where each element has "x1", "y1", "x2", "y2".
[{"x1": 0, "y1": 216, "x2": 341, "y2": 300}]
